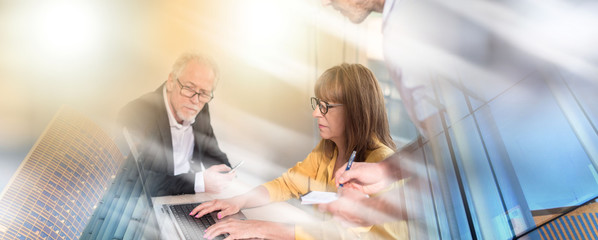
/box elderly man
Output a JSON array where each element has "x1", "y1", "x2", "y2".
[{"x1": 118, "y1": 52, "x2": 234, "y2": 197}]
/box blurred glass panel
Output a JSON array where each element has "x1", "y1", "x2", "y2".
[
  {"x1": 387, "y1": 97, "x2": 419, "y2": 147},
  {"x1": 449, "y1": 115, "x2": 514, "y2": 239},
  {"x1": 475, "y1": 105, "x2": 536, "y2": 236},
  {"x1": 434, "y1": 76, "x2": 471, "y2": 129},
  {"x1": 550, "y1": 69, "x2": 598, "y2": 163},
  {"x1": 487, "y1": 72, "x2": 597, "y2": 212},
  {"x1": 425, "y1": 132, "x2": 474, "y2": 239},
  {"x1": 402, "y1": 146, "x2": 430, "y2": 239},
  {"x1": 561, "y1": 69, "x2": 598, "y2": 131},
  {"x1": 368, "y1": 59, "x2": 419, "y2": 147}
]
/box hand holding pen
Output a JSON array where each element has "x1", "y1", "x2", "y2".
[
  {"x1": 338, "y1": 150, "x2": 357, "y2": 188},
  {"x1": 334, "y1": 160, "x2": 392, "y2": 195}
]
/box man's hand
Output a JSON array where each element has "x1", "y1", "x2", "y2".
[
  {"x1": 204, "y1": 164, "x2": 235, "y2": 193},
  {"x1": 334, "y1": 161, "x2": 393, "y2": 195}
]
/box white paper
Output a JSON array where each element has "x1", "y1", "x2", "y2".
[{"x1": 300, "y1": 191, "x2": 338, "y2": 204}]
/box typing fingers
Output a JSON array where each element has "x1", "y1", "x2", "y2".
[
  {"x1": 203, "y1": 200, "x2": 239, "y2": 219},
  {"x1": 205, "y1": 219, "x2": 264, "y2": 240},
  {"x1": 191, "y1": 200, "x2": 221, "y2": 218},
  {"x1": 189, "y1": 200, "x2": 213, "y2": 217},
  {"x1": 217, "y1": 205, "x2": 239, "y2": 219},
  {"x1": 204, "y1": 219, "x2": 235, "y2": 240}
]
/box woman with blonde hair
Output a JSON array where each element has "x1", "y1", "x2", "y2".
[{"x1": 191, "y1": 63, "x2": 407, "y2": 239}]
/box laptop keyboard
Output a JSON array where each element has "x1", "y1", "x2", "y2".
[{"x1": 168, "y1": 203, "x2": 227, "y2": 240}]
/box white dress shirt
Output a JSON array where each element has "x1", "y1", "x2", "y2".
[{"x1": 163, "y1": 86, "x2": 206, "y2": 192}]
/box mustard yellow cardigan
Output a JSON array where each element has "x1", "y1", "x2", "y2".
[{"x1": 262, "y1": 139, "x2": 408, "y2": 240}]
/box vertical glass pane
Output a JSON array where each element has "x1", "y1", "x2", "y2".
[
  {"x1": 425, "y1": 132, "x2": 474, "y2": 239},
  {"x1": 556, "y1": 70, "x2": 598, "y2": 133},
  {"x1": 449, "y1": 115, "x2": 514, "y2": 239},
  {"x1": 552, "y1": 69, "x2": 598, "y2": 164},
  {"x1": 474, "y1": 105, "x2": 538, "y2": 236},
  {"x1": 435, "y1": 76, "x2": 471, "y2": 129},
  {"x1": 402, "y1": 146, "x2": 429, "y2": 239}
]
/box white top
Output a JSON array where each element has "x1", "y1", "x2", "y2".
[{"x1": 163, "y1": 86, "x2": 206, "y2": 193}]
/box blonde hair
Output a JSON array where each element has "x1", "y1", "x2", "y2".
[{"x1": 315, "y1": 63, "x2": 395, "y2": 162}]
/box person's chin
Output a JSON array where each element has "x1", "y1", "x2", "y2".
[
  {"x1": 184, "y1": 114, "x2": 198, "y2": 122},
  {"x1": 345, "y1": 12, "x2": 368, "y2": 24},
  {"x1": 178, "y1": 111, "x2": 198, "y2": 122},
  {"x1": 349, "y1": 15, "x2": 367, "y2": 24}
]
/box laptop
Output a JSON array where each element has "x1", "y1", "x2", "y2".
[{"x1": 122, "y1": 128, "x2": 244, "y2": 240}]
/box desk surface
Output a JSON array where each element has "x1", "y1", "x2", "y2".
[{"x1": 152, "y1": 180, "x2": 316, "y2": 239}]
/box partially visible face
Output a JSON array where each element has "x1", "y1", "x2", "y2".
[
  {"x1": 312, "y1": 100, "x2": 346, "y2": 143},
  {"x1": 323, "y1": 0, "x2": 373, "y2": 24},
  {"x1": 166, "y1": 60, "x2": 215, "y2": 123}
]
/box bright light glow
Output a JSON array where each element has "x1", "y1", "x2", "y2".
[
  {"x1": 236, "y1": 0, "x2": 288, "y2": 47},
  {"x1": 213, "y1": 0, "x2": 317, "y2": 90},
  {"x1": 366, "y1": 18, "x2": 384, "y2": 60},
  {"x1": 525, "y1": 0, "x2": 598, "y2": 63},
  {"x1": 32, "y1": 1, "x2": 103, "y2": 58}
]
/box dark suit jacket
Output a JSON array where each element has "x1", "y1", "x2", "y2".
[{"x1": 117, "y1": 84, "x2": 230, "y2": 196}]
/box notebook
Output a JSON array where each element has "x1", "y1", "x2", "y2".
[
  {"x1": 123, "y1": 128, "x2": 244, "y2": 240},
  {"x1": 300, "y1": 191, "x2": 338, "y2": 204}
]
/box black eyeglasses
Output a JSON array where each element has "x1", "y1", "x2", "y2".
[
  {"x1": 311, "y1": 97, "x2": 342, "y2": 115},
  {"x1": 176, "y1": 78, "x2": 214, "y2": 102}
]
